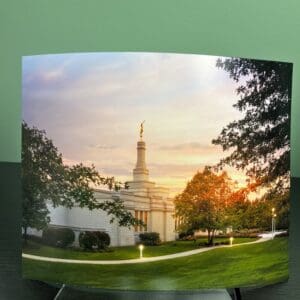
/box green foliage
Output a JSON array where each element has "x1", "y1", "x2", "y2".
[
  {"x1": 42, "y1": 227, "x2": 75, "y2": 248},
  {"x1": 229, "y1": 200, "x2": 271, "y2": 231},
  {"x1": 178, "y1": 229, "x2": 195, "y2": 240},
  {"x1": 215, "y1": 233, "x2": 258, "y2": 238},
  {"x1": 79, "y1": 231, "x2": 111, "y2": 251},
  {"x1": 79, "y1": 231, "x2": 98, "y2": 250},
  {"x1": 22, "y1": 122, "x2": 143, "y2": 240},
  {"x1": 228, "y1": 192, "x2": 289, "y2": 231},
  {"x1": 263, "y1": 189, "x2": 289, "y2": 229},
  {"x1": 94, "y1": 231, "x2": 111, "y2": 250},
  {"x1": 213, "y1": 58, "x2": 292, "y2": 193},
  {"x1": 139, "y1": 232, "x2": 161, "y2": 246},
  {"x1": 22, "y1": 122, "x2": 62, "y2": 240}
]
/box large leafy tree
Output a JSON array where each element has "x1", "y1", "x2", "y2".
[
  {"x1": 22, "y1": 122, "x2": 141, "y2": 242},
  {"x1": 174, "y1": 167, "x2": 235, "y2": 245},
  {"x1": 229, "y1": 199, "x2": 272, "y2": 231},
  {"x1": 213, "y1": 58, "x2": 292, "y2": 194}
]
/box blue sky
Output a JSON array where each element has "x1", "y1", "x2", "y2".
[{"x1": 22, "y1": 52, "x2": 245, "y2": 195}]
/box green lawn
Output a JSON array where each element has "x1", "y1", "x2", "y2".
[
  {"x1": 22, "y1": 237, "x2": 288, "y2": 290},
  {"x1": 23, "y1": 237, "x2": 257, "y2": 260}
]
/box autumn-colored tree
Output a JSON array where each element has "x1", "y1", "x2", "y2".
[{"x1": 174, "y1": 167, "x2": 235, "y2": 245}]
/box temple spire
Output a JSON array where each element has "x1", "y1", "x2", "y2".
[{"x1": 133, "y1": 121, "x2": 149, "y2": 181}]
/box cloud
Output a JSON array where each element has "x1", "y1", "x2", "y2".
[
  {"x1": 159, "y1": 142, "x2": 218, "y2": 152},
  {"x1": 148, "y1": 162, "x2": 206, "y2": 177},
  {"x1": 88, "y1": 144, "x2": 118, "y2": 150},
  {"x1": 22, "y1": 52, "x2": 246, "y2": 197}
]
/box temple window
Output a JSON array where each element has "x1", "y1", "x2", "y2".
[{"x1": 134, "y1": 210, "x2": 148, "y2": 232}]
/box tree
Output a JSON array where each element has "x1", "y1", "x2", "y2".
[
  {"x1": 229, "y1": 199, "x2": 272, "y2": 231},
  {"x1": 174, "y1": 167, "x2": 234, "y2": 245},
  {"x1": 213, "y1": 58, "x2": 292, "y2": 195},
  {"x1": 22, "y1": 122, "x2": 64, "y2": 241},
  {"x1": 22, "y1": 122, "x2": 142, "y2": 242},
  {"x1": 261, "y1": 189, "x2": 289, "y2": 230}
]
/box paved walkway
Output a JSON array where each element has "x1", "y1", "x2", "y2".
[{"x1": 22, "y1": 231, "x2": 285, "y2": 265}]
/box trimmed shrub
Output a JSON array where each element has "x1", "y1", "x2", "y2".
[
  {"x1": 202, "y1": 241, "x2": 229, "y2": 247},
  {"x1": 94, "y1": 231, "x2": 110, "y2": 250},
  {"x1": 178, "y1": 229, "x2": 195, "y2": 241},
  {"x1": 214, "y1": 233, "x2": 259, "y2": 239},
  {"x1": 220, "y1": 241, "x2": 230, "y2": 245},
  {"x1": 79, "y1": 231, "x2": 111, "y2": 251},
  {"x1": 139, "y1": 232, "x2": 161, "y2": 246},
  {"x1": 79, "y1": 231, "x2": 98, "y2": 250},
  {"x1": 42, "y1": 227, "x2": 75, "y2": 248},
  {"x1": 233, "y1": 233, "x2": 259, "y2": 238}
]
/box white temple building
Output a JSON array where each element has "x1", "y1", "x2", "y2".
[{"x1": 31, "y1": 127, "x2": 176, "y2": 247}]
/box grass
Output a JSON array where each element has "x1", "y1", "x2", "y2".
[
  {"x1": 22, "y1": 237, "x2": 288, "y2": 290},
  {"x1": 23, "y1": 237, "x2": 257, "y2": 260}
]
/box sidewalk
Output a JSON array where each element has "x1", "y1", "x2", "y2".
[{"x1": 22, "y1": 235, "x2": 272, "y2": 265}]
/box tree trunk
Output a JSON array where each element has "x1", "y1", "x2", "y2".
[
  {"x1": 210, "y1": 229, "x2": 215, "y2": 246},
  {"x1": 207, "y1": 229, "x2": 211, "y2": 244}
]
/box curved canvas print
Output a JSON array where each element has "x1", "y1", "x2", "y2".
[{"x1": 22, "y1": 52, "x2": 291, "y2": 290}]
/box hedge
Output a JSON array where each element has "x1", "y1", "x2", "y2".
[
  {"x1": 139, "y1": 232, "x2": 161, "y2": 246},
  {"x1": 79, "y1": 231, "x2": 111, "y2": 251},
  {"x1": 178, "y1": 229, "x2": 195, "y2": 240},
  {"x1": 94, "y1": 231, "x2": 111, "y2": 249}
]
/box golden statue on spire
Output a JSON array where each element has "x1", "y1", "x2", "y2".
[{"x1": 140, "y1": 120, "x2": 145, "y2": 139}]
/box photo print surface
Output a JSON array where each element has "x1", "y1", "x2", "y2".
[{"x1": 22, "y1": 52, "x2": 291, "y2": 290}]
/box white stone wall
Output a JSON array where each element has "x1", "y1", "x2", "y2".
[
  {"x1": 46, "y1": 190, "x2": 140, "y2": 247},
  {"x1": 165, "y1": 211, "x2": 176, "y2": 241},
  {"x1": 117, "y1": 225, "x2": 135, "y2": 246},
  {"x1": 26, "y1": 137, "x2": 180, "y2": 247},
  {"x1": 48, "y1": 205, "x2": 109, "y2": 232},
  {"x1": 150, "y1": 210, "x2": 166, "y2": 241},
  {"x1": 31, "y1": 181, "x2": 176, "y2": 247}
]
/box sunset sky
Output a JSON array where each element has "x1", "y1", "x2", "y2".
[{"x1": 22, "y1": 52, "x2": 247, "y2": 196}]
